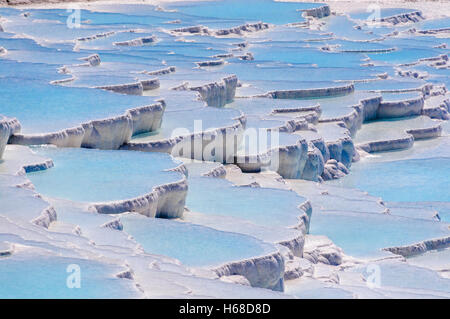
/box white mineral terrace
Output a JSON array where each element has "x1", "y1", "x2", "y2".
[{"x1": 0, "y1": 0, "x2": 449, "y2": 299}]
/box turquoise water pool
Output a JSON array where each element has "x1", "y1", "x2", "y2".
[
  {"x1": 331, "y1": 158, "x2": 449, "y2": 202},
  {"x1": 27, "y1": 147, "x2": 183, "y2": 202},
  {"x1": 186, "y1": 177, "x2": 306, "y2": 229},
  {"x1": 165, "y1": 0, "x2": 321, "y2": 25},
  {"x1": 310, "y1": 210, "x2": 450, "y2": 258},
  {"x1": 121, "y1": 213, "x2": 275, "y2": 267},
  {"x1": 0, "y1": 76, "x2": 156, "y2": 134},
  {"x1": 0, "y1": 253, "x2": 140, "y2": 299}
]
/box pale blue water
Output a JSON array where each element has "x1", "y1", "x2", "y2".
[
  {"x1": 383, "y1": 36, "x2": 449, "y2": 50},
  {"x1": 367, "y1": 47, "x2": 444, "y2": 65},
  {"x1": 321, "y1": 132, "x2": 450, "y2": 254},
  {"x1": 0, "y1": 253, "x2": 139, "y2": 298},
  {"x1": 318, "y1": 91, "x2": 380, "y2": 119},
  {"x1": 227, "y1": 97, "x2": 318, "y2": 117},
  {"x1": 121, "y1": 214, "x2": 275, "y2": 267},
  {"x1": 363, "y1": 36, "x2": 447, "y2": 65},
  {"x1": 418, "y1": 17, "x2": 450, "y2": 30},
  {"x1": 329, "y1": 39, "x2": 396, "y2": 53},
  {"x1": 184, "y1": 161, "x2": 224, "y2": 177},
  {"x1": 332, "y1": 158, "x2": 450, "y2": 202},
  {"x1": 166, "y1": 0, "x2": 321, "y2": 25},
  {"x1": 186, "y1": 177, "x2": 306, "y2": 229},
  {"x1": 289, "y1": 260, "x2": 450, "y2": 298},
  {"x1": 381, "y1": 92, "x2": 422, "y2": 101},
  {"x1": 0, "y1": 76, "x2": 156, "y2": 134},
  {"x1": 0, "y1": 59, "x2": 65, "y2": 82},
  {"x1": 316, "y1": 122, "x2": 350, "y2": 142},
  {"x1": 250, "y1": 45, "x2": 364, "y2": 68},
  {"x1": 237, "y1": 79, "x2": 354, "y2": 97},
  {"x1": 413, "y1": 202, "x2": 450, "y2": 223},
  {"x1": 353, "y1": 116, "x2": 439, "y2": 144},
  {"x1": 407, "y1": 247, "x2": 450, "y2": 270},
  {"x1": 245, "y1": 117, "x2": 286, "y2": 130},
  {"x1": 150, "y1": 90, "x2": 206, "y2": 112},
  {"x1": 0, "y1": 36, "x2": 84, "y2": 65},
  {"x1": 246, "y1": 24, "x2": 332, "y2": 42},
  {"x1": 223, "y1": 62, "x2": 379, "y2": 83},
  {"x1": 323, "y1": 15, "x2": 383, "y2": 41},
  {"x1": 1, "y1": 11, "x2": 128, "y2": 43},
  {"x1": 310, "y1": 210, "x2": 450, "y2": 258},
  {"x1": 27, "y1": 147, "x2": 183, "y2": 202},
  {"x1": 285, "y1": 278, "x2": 354, "y2": 299},
  {"x1": 355, "y1": 79, "x2": 426, "y2": 92},
  {"x1": 386, "y1": 201, "x2": 448, "y2": 222}
]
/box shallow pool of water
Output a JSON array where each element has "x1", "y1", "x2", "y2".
[
  {"x1": 165, "y1": 0, "x2": 321, "y2": 25},
  {"x1": 186, "y1": 176, "x2": 306, "y2": 229},
  {"x1": 121, "y1": 213, "x2": 275, "y2": 267},
  {"x1": 0, "y1": 252, "x2": 140, "y2": 298},
  {"x1": 27, "y1": 147, "x2": 183, "y2": 203},
  {"x1": 330, "y1": 157, "x2": 449, "y2": 202}
]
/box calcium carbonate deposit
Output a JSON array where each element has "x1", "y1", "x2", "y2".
[{"x1": 0, "y1": 0, "x2": 449, "y2": 299}]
